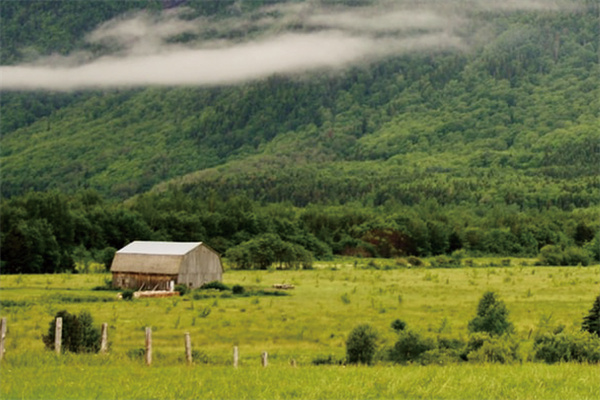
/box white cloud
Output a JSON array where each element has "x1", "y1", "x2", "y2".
[{"x1": 0, "y1": 0, "x2": 579, "y2": 91}]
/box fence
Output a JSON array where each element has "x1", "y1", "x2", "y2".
[{"x1": 0, "y1": 317, "x2": 293, "y2": 367}]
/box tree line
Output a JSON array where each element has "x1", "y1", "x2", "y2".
[{"x1": 1, "y1": 189, "x2": 597, "y2": 274}]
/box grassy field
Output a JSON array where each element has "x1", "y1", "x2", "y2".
[{"x1": 1, "y1": 259, "x2": 599, "y2": 399}]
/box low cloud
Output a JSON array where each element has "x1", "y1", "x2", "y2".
[{"x1": 0, "y1": 0, "x2": 579, "y2": 91}]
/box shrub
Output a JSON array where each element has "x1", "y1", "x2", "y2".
[
  {"x1": 533, "y1": 331, "x2": 600, "y2": 364},
  {"x1": 539, "y1": 245, "x2": 591, "y2": 266},
  {"x1": 200, "y1": 281, "x2": 230, "y2": 291},
  {"x1": 389, "y1": 330, "x2": 436, "y2": 364},
  {"x1": 121, "y1": 289, "x2": 135, "y2": 300},
  {"x1": 232, "y1": 284, "x2": 245, "y2": 295},
  {"x1": 468, "y1": 291, "x2": 513, "y2": 336},
  {"x1": 174, "y1": 284, "x2": 189, "y2": 295},
  {"x1": 346, "y1": 324, "x2": 378, "y2": 365},
  {"x1": 407, "y1": 256, "x2": 423, "y2": 267},
  {"x1": 430, "y1": 255, "x2": 461, "y2": 268},
  {"x1": 464, "y1": 333, "x2": 521, "y2": 364},
  {"x1": 312, "y1": 354, "x2": 344, "y2": 365},
  {"x1": 42, "y1": 310, "x2": 100, "y2": 353},
  {"x1": 582, "y1": 294, "x2": 600, "y2": 337},
  {"x1": 391, "y1": 319, "x2": 407, "y2": 332}
]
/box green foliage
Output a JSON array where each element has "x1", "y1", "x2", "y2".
[
  {"x1": 200, "y1": 281, "x2": 230, "y2": 291},
  {"x1": 226, "y1": 234, "x2": 313, "y2": 270},
  {"x1": 42, "y1": 310, "x2": 100, "y2": 353},
  {"x1": 464, "y1": 333, "x2": 521, "y2": 364},
  {"x1": 232, "y1": 284, "x2": 245, "y2": 295},
  {"x1": 121, "y1": 289, "x2": 134, "y2": 301},
  {"x1": 346, "y1": 324, "x2": 378, "y2": 365},
  {"x1": 312, "y1": 354, "x2": 344, "y2": 366},
  {"x1": 174, "y1": 284, "x2": 189, "y2": 296},
  {"x1": 0, "y1": 2, "x2": 599, "y2": 274},
  {"x1": 389, "y1": 330, "x2": 436, "y2": 364},
  {"x1": 391, "y1": 319, "x2": 407, "y2": 332},
  {"x1": 468, "y1": 291, "x2": 513, "y2": 336},
  {"x1": 582, "y1": 294, "x2": 600, "y2": 337},
  {"x1": 533, "y1": 331, "x2": 600, "y2": 364},
  {"x1": 539, "y1": 245, "x2": 592, "y2": 266}
]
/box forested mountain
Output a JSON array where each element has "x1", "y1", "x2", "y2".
[{"x1": 1, "y1": 0, "x2": 598, "y2": 273}]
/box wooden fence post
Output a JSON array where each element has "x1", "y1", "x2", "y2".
[
  {"x1": 100, "y1": 323, "x2": 108, "y2": 354},
  {"x1": 55, "y1": 317, "x2": 62, "y2": 355},
  {"x1": 261, "y1": 351, "x2": 268, "y2": 367},
  {"x1": 145, "y1": 327, "x2": 152, "y2": 366},
  {"x1": 0, "y1": 317, "x2": 6, "y2": 361},
  {"x1": 233, "y1": 346, "x2": 239, "y2": 368},
  {"x1": 184, "y1": 332, "x2": 192, "y2": 365}
]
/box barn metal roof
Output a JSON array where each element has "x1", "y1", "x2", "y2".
[{"x1": 116, "y1": 241, "x2": 202, "y2": 256}]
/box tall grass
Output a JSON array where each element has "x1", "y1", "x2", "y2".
[
  {"x1": 2, "y1": 362, "x2": 598, "y2": 400},
  {"x1": 1, "y1": 262, "x2": 599, "y2": 399}
]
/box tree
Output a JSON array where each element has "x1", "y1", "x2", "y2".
[
  {"x1": 389, "y1": 330, "x2": 435, "y2": 364},
  {"x1": 468, "y1": 291, "x2": 513, "y2": 336},
  {"x1": 582, "y1": 294, "x2": 600, "y2": 337},
  {"x1": 346, "y1": 324, "x2": 378, "y2": 365},
  {"x1": 42, "y1": 310, "x2": 100, "y2": 353}
]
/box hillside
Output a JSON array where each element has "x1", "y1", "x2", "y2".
[{"x1": 0, "y1": 0, "x2": 598, "y2": 272}]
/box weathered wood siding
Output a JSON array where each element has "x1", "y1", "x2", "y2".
[
  {"x1": 178, "y1": 245, "x2": 222, "y2": 288},
  {"x1": 112, "y1": 272, "x2": 177, "y2": 290}
]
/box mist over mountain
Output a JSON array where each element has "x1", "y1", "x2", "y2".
[{"x1": 0, "y1": 0, "x2": 598, "y2": 272}]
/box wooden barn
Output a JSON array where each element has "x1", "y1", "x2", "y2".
[{"x1": 110, "y1": 241, "x2": 223, "y2": 290}]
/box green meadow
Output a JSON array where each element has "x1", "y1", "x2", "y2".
[{"x1": 1, "y1": 259, "x2": 599, "y2": 399}]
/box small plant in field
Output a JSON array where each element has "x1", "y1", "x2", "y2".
[
  {"x1": 391, "y1": 319, "x2": 406, "y2": 332},
  {"x1": 582, "y1": 293, "x2": 600, "y2": 336},
  {"x1": 42, "y1": 310, "x2": 101, "y2": 353},
  {"x1": 200, "y1": 281, "x2": 230, "y2": 291},
  {"x1": 175, "y1": 284, "x2": 189, "y2": 295},
  {"x1": 232, "y1": 284, "x2": 245, "y2": 295},
  {"x1": 121, "y1": 289, "x2": 134, "y2": 300},
  {"x1": 468, "y1": 291, "x2": 513, "y2": 336},
  {"x1": 346, "y1": 324, "x2": 378, "y2": 365},
  {"x1": 312, "y1": 354, "x2": 344, "y2": 365},
  {"x1": 198, "y1": 307, "x2": 211, "y2": 318},
  {"x1": 340, "y1": 293, "x2": 351, "y2": 304}
]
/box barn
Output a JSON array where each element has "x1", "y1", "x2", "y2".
[{"x1": 110, "y1": 241, "x2": 223, "y2": 290}]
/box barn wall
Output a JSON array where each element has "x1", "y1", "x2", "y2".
[
  {"x1": 179, "y1": 245, "x2": 223, "y2": 288},
  {"x1": 112, "y1": 272, "x2": 177, "y2": 290}
]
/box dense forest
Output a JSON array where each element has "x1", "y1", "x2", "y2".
[{"x1": 1, "y1": 0, "x2": 598, "y2": 273}]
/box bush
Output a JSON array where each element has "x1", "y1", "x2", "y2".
[
  {"x1": 582, "y1": 294, "x2": 600, "y2": 337},
  {"x1": 468, "y1": 291, "x2": 513, "y2": 336},
  {"x1": 200, "y1": 281, "x2": 230, "y2": 291},
  {"x1": 312, "y1": 354, "x2": 344, "y2": 365},
  {"x1": 346, "y1": 324, "x2": 378, "y2": 365},
  {"x1": 464, "y1": 333, "x2": 521, "y2": 364},
  {"x1": 533, "y1": 331, "x2": 600, "y2": 363},
  {"x1": 407, "y1": 256, "x2": 423, "y2": 267},
  {"x1": 174, "y1": 284, "x2": 189, "y2": 295},
  {"x1": 121, "y1": 289, "x2": 134, "y2": 300},
  {"x1": 42, "y1": 310, "x2": 100, "y2": 353},
  {"x1": 389, "y1": 330, "x2": 436, "y2": 364},
  {"x1": 539, "y1": 245, "x2": 591, "y2": 266},
  {"x1": 232, "y1": 284, "x2": 245, "y2": 295},
  {"x1": 391, "y1": 319, "x2": 407, "y2": 332}
]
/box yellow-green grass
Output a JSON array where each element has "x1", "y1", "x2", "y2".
[
  {"x1": 2, "y1": 361, "x2": 599, "y2": 400},
  {"x1": 0, "y1": 261, "x2": 599, "y2": 399}
]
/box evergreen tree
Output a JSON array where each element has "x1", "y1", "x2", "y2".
[
  {"x1": 468, "y1": 291, "x2": 513, "y2": 336},
  {"x1": 582, "y1": 294, "x2": 600, "y2": 337}
]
